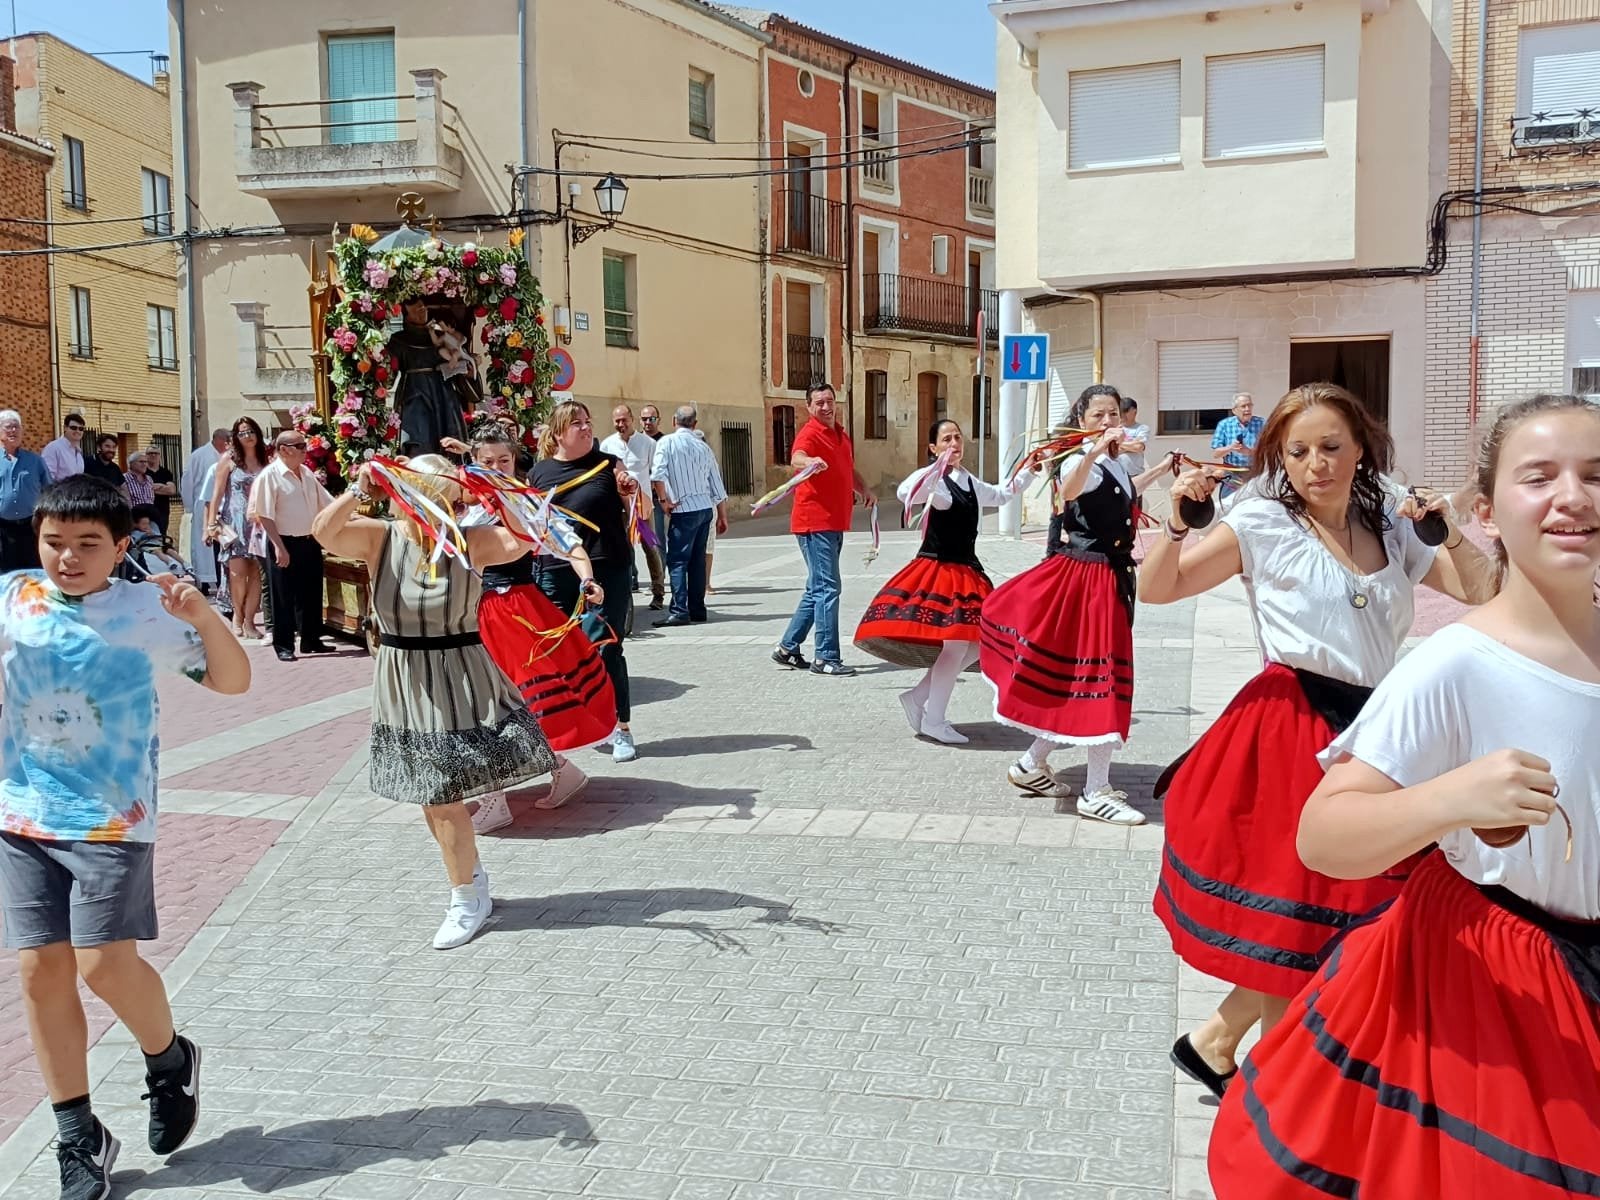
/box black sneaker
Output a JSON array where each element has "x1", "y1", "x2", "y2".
[
  {"x1": 772, "y1": 645, "x2": 809, "y2": 670},
  {"x1": 142, "y1": 1036, "x2": 201, "y2": 1155},
  {"x1": 809, "y1": 659, "x2": 857, "y2": 677},
  {"x1": 56, "y1": 1120, "x2": 118, "y2": 1200}
]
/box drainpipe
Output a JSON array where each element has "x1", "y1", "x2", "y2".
[
  {"x1": 842, "y1": 53, "x2": 859, "y2": 432},
  {"x1": 44, "y1": 188, "x2": 61, "y2": 427},
  {"x1": 1467, "y1": 0, "x2": 1487, "y2": 428},
  {"x1": 174, "y1": 0, "x2": 199, "y2": 451},
  {"x1": 1044, "y1": 287, "x2": 1103, "y2": 384},
  {"x1": 517, "y1": 0, "x2": 535, "y2": 278}
]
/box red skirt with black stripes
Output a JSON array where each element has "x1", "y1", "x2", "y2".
[
  {"x1": 479, "y1": 584, "x2": 616, "y2": 753},
  {"x1": 978, "y1": 551, "x2": 1132, "y2": 744},
  {"x1": 853, "y1": 556, "x2": 991, "y2": 670},
  {"x1": 1210, "y1": 853, "x2": 1600, "y2": 1199},
  {"x1": 1155, "y1": 664, "x2": 1408, "y2": 998}
]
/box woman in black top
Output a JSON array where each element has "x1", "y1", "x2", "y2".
[{"x1": 526, "y1": 401, "x2": 641, "y2": 763}]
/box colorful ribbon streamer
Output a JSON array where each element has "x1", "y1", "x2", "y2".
[{"x1": 752, "y1": 460, "x2": 825, "y2": 515}]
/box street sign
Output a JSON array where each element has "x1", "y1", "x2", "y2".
[
  {"x1": 1001, "y1": 333, "x2": 1050, "y2": 382},
  {"x1": 550, "y1": 347, "x2": 576, "y2": 391}
]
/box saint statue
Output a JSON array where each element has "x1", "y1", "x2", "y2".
[{"x1": 388, "y1": 299, "x2": 482, "y2": 457}]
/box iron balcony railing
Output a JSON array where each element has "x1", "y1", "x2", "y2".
[
  {"x1": 863, "y1": 274, "x2": 999, "y2": 341},
  {"x1": 1510, "y1": 108, "x2": 1600, "y2": 154},
  {"x1": 775, "y1": 188, "x2": 846, "y2": 261},
  {"x1": 786, "y1": 334, "x2": 826, "y2": 390}
]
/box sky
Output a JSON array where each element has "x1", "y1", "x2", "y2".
[{"x1": 5, "y1": 0, "x2": 998, "y2": 90}]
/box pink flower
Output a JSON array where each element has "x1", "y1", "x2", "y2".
[
  {"x1": 333, "y1": 327, "x2": 358, "y2": 353},
  {"x1": 499, "y1": 263, "x2": 518, "y2": 287},
  {"x1": 363, "y1": 262, "x2": 392, "y2": 289}
]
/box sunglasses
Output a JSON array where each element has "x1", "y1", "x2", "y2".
[{"x1": 66, "y1": 424, "x2": 85, "y2": 432}]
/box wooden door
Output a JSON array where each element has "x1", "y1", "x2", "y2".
[{"x1": 862, "y1": 229, "x2": 881, "y2": 324}]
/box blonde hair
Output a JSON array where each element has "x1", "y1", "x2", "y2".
[
  {"x1": 395, "y1": 453, "x2": 463, "y2": 547},
  {"x1": 538, "y1": 400, "x2": 591, "y2": 460}
]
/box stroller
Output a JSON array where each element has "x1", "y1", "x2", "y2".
[{"x1": 119, "y1": 528, "x2": 195, "y2": 583}]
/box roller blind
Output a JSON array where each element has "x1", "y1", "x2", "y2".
[
  {"x1": 327, "y1": 34, "x2": 397, "y2": 145},
  {"x1": 1205, "y1": 46, "x2": 1326, "y2": 158},
  {"x1": 1068, "y1": 61, "x2": 1180, "y2": 171},
  {"x1": 1522, "y1": 24, "x2": 1600, "y2": 115},
  {"x1": 1047, "y1": 348, "x2": 1095, "y2": 428},
  {"x1": 1158, "y1": 340, "x2": 1239, "y2": 411}
]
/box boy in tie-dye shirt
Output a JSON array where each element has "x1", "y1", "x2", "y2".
[{"x1": 0, "y1": 476, "x2": 249, "y2": 1199}]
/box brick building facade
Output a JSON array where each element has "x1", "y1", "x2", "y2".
[
  {"x1": 1423, "y1": 0, "x2": 1600, "y2": 483},
  {"x1": 0, "y1": 55, "x2": 54, "y2": 445}
]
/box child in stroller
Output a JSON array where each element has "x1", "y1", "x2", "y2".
[{"x1": 122, "y1": 505, "x2": 194, "y2": 581}]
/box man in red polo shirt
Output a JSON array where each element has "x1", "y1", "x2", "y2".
[{"x1": 772, "y1": 383, "x2": 875, "y2": 676}]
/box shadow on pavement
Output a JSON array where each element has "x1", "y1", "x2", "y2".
[
  {"x1": 625, "y1": 676, "x2": 696, "y2": 706},
  {"x1": 486, "y1": 888, "x2": 845, "y2": 952},
  {"x1": 495, "y1": 778, "x2": 761, "y2": 839},
  {"x1": 636, "y1": 733, "x2": 815, "y2": 758},
  {"x1": 117, "y1": 1100, "x2": 594, "y2": 1193}
]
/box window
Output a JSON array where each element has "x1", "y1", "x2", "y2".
[
  {"x1": 1516, "y1": 23, "x2": 1600, "y2": 146},
  {"x1": 1069, "y1": 61, "x2": 1180, "y2": 171},
  {"x1": 1047, "y1": 348, "x2": 1095, "y2": 428},
  {"x1": 689, "y1": 70, "x2": 715, "y2": 141},
  {"x1": 866, "y1": 370, "x2": 889, "y2": 439},
  {"x1": 63, "y1": 136, "x2": 87, "y2": 209},
  {"x1": 69, "y1": 287, "x2": 93, "y2": 359},
  {"x1": 1157, "y1": 339, "x2": 1239, "y2": 434},
  {"x1": 147, "y1": 305, "x2": 178, "y2": 370},
  {"x1": 931, "y1": 235, "x2": 951, "y2": 276},
  {"x1": 798, "y1": 69, "x2": 815, "y2": 98},
  {"x1": 773, "y1": 405, "x2": 797, "y2": 465},
  {"x1": 860, "y1": 90, "x2": 894, "y2": 189},
  {"x1": 153, "y1": 433, "x2": 183, "y2": 493},
  {"x1": 1576, "y1": 366, "x2": 1600, "y2": 398},
  {"x1": 861, "y1": 91, "x2": 881, "y2": 139},
  {"x1": 141, "y1": 168, "x2": 172, "y2": 235},
  {"x1": 1205, "y1": 47, "x2": 1325, "y2": 160},
  {"x1": 326, "y1": 33, "x2": 398, "y2": 144},
  {"x1": 1569, "y1": 290, "x2": 1600, "y2": 398},
  {"x1": 603, "y1": 253, "x2": 638, "y2": 349}
]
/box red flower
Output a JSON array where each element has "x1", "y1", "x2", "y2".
[
  {"x1": 520, "y1": 349, "x2": 534, "y2": 362},
  {"x1": 375, "y1": 386, "x2": 388, "y2": 400},
  {"x1": 371, "y1": 304, "x2": 387, "y2": 321},
  {"x1": 481, "y1": 328, "x2": 491, "y2": 344},
  {"x1": 366, "y1": 414, "x2": 379, "y2": 428},
  {"x1": 534, "y1": 313, "x2": 545, "y2": 325},
  {"x1": 490, "y1": 358, "x2": 503, "y2": 371},
  {"x1": 498, "y1": 297, "x2": 519, "y2": 322},
  {"x1": 474, "y1": 305, "x2": 488, "y2": 319},
  {"x1": 462, "y1": 249, "x2": 479, "y2": 267},
  {"x1": 375, "y1": 367, "x2": 389, "y2": 382}
]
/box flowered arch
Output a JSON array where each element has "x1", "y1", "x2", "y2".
[{"x1": 319, "y1": 226, "x2": 554, "y2": 472}]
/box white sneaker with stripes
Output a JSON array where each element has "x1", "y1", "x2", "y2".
[{"x1": 1076, "y1": 787, "x2": 1146, "y2": 826}]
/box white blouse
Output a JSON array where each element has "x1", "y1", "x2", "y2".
[
  {"x1": 1222, "y1": 494, "x2": 1437, "y2": 687},
  {"x1": 897, "y1": 464, "x2": 1036, "y2": 511}
]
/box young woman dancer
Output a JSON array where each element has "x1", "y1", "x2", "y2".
[
  {"x1": 979, "y1": 383, "x2": 1173, "y2": 824},
  {"x1": 467, "y1": 429, "x2": 616, "y2": 831},
  {"x1": 855, "y1": 419, "x2": 1044, "y2": 743},
  {"x1": 1208, "y1": 393, "x2": 1600, "y2": 1197},
  {"x1": 1139, "y1": 383, "x2": 1498, "y2": 1097}
]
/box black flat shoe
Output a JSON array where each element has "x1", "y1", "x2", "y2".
[{"x1": 1171, "y1": 1034, "x2": 1236, "y2": 1099}]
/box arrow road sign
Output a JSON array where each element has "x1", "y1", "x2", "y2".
[{"x1": 1001, "y1": 333, "x2": 1050, "y2": 382}]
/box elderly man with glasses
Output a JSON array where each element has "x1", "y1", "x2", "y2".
[
  {"x1": 41, "y1": 414, "x2": 87, "y2": 482},
  {"x1": 250, "y1": 430, "x2": 334, "y2": 661},
  {"x1": 0, "y1": 411, "x2": 49, "y2": 572}
]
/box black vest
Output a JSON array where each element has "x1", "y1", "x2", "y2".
[
  {"x1": 482, "y1": 550, "x2": 535, "y2": 592},
  {"x1": 916, "y1": 474, "x2": 982, "y2": 570}
]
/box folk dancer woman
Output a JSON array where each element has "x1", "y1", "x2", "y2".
[
  {"x1": 1209, "y1": 392, "x2": 1600, "y2": 1197},
  {"x1": 1138, "y1": 382, "x2": 1497, "y2": 1097},
  {"x1": 979, "y1": 383, "x2": 1173, "y2": 825},
  {"x1": 855, "y1": 419, "x2": 1045, "y2": 743}
]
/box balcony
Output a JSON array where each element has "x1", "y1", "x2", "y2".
[
  {"x1": 227, "y1": 68, "x2": 464, "y2": 199},
  {"x1": 775, "y1": 189, "x2": 845, "y2": 262},
  {"x1": 863, "y1": 275, "x2": 999, "y2": 342},
  {"x1": 860, "y1": 136, "x2": 894, "y2": 191},
  {"x1": 785, "y1": 335, "x2": 826, "y2": 390},
  {"x1": 967, "y1": 168, "x2": 994, "y2": 218},
  {"x1": 231, "y1": 302, "x2": 316, "y2": 405},
  {"x1": 1510, "y1": 109, "x2": 1600, "y2": 158}
]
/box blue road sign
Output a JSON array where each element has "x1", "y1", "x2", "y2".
[{"x1": 1001, "y1": 334, "x2": 1050, "y2": 382}]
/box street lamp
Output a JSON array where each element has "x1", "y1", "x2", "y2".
[{"x1": 572, "y1": 173, "x2": 629, "y2": 245}]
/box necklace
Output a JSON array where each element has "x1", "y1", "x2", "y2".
[{"x1": 1311, "y1": 516, "x2": 1370, "y2": 610}]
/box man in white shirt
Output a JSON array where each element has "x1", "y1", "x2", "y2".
[
  {"x1": 599, "y1": 403, "x2": 666, "y2": 610},
  {"x1": 181, "y1": 429, "x2": 229, "y2": 589},
  {"x1": 40, "y1": 414, "x2": 86, "y2": 482},
  {"x1": 251, "y1": 430, "x2": 333, "y2": 662}
]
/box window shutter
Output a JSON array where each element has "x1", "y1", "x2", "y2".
[
  {"x1": 603, "y1": 256, "x2": 628, "y2": 312},
  {"x1": 1069, "y1": 61, "x2": 1180, "y2": 170},
  {"x1": 931, "y1": 236, "x2": 950, "y2": 276},
  {"x1": 147, "y1": 306, "x2": 160, "y2": 364},
  {"x1": 327, "y1": 34, "x2": 397, "y2": 144},
  {"x1": 1046, "y1": 348, "x2": 1094, "y2": 428},
  {"x1": 1157, "y1": 340, "x2": 1240, "y2": 412},
  {"x1": 1205, "y1": 47, "x2": 1325, "y2": 158},
  {"x1": 689, "y1": 76, "x2": 712, "y2": 138},
  {"x1": 1530, "y1": 46, "x2": 1600, "y2": 115}
]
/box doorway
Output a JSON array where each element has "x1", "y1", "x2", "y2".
[
  {"x1": 1289, "y1": 337, "x2": 1391, "y2": 425},
  {"x1": 786, "y1": 141, "x2": 817, "y2": 254},
  {"x1": 916, "y1": 372, "x2": 946, "y2": 442}
]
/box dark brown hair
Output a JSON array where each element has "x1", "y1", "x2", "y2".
[
  {"x1": 1252, "y1": 383, "x2": 1394, "y2": 538},
  {"x1": 229, "y1": 416, "x2": 270, "y2": 470}
]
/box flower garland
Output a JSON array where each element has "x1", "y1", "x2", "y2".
[
  {"x1": 288, "y1": 402, "x2": 345, "y2": 493},
  {"x1": 323, "y1": 227, "x2": 555, "y2": 471}
]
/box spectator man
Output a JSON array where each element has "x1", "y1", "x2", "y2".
[
  {"x1": 145, "y1": 444, "x2": 177, "y2": 533},
  {"x1": 84, "y1": 434, "x2": 126, "y2": 493},
  {"x1": 1212, "y1": 392, "x2": 1264, "y2": 500},
  {"x1": 182, "y1": 429, "x2": 229, "y2": 590},
  {"x1": 640, "y1": 405, "x2": 667, "y2": 556},
  {"x1": 252, "y1": 430, "x2": 334, "y2": 662},
  {"x1": 773, "y1": 383, "x2": 873, "y2": 677},
  {"x1": 649, "y1": 404, "x2": 728, "y2": 627},
  {"x1": 600, "y1": 403, "x2": 666, "y2": 610},
  {"x1": 40, "y1": 413, "x2": 86, "y2": 481},
  {"x1": 123, "y1": 449, "x2": 156, "y2": 509},
  {"x1": 0, "y1": 411, "x2": 48, "y2": 572}
]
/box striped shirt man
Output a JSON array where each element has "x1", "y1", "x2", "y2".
[{"x1": 650, "y1": 425, "x2": 728, "y2": 513}]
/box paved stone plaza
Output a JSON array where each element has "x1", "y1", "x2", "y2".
[{"x1": 0, "y1": 521, "x2": 1268, "y2": 1200}]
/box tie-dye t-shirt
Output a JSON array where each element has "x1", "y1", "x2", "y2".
[{"x1": 0, "y1": 572, "x2": 207, "y2": 843}]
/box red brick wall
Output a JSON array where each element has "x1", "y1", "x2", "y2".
[{"x1": 0, "y1": 64, "x2": 53, "y2": 446}]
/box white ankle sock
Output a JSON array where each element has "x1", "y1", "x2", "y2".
[
  {"x1": 1085, "y1": 742, "x2": 1115, "y2": 795},
  {"x1": 451, "y1": 884, "x2": 479, "y2": 908},
  {"x1": 1020, "y1": 737, "x2": 1055, "y2": 773}
]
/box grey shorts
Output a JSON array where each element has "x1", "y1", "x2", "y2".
[{"x1": 0, "y1": 834, "x2": 158, "y2": 950}]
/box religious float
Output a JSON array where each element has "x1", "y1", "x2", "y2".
[{"x1": 303, "y1": 192, "x2": 557, "y2": 647}]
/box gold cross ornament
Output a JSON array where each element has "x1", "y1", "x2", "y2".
[{"x1": 396, "y1": 192, "x2": 427, "y2": 223}]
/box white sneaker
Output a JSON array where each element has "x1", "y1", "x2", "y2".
[
  {"x1": 897, "y1": 688, "x2": 927, "y2": 735},
  {"x1": 1007, "y1": 761, "x2": 1073, "y2": 799},
  {"x1": 612, "y1": 729, "x2": 638, "y2": 763},
  {"x1": 1077, "y1": 787, "x2": 1147, "y2": 826},
  {"x1": 920, "y1": 719, "x2": 969, "y2": 745},
  {"x1": 470, "y1": 791, "x2": 512, "y2": 834},
  {"x1": 536, "y1": 758, "x2": 589, "y2": 809},
  {"x1": 433, "y1": 887, "x2": 491, "y2": 950}
]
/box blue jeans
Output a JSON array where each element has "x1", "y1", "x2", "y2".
[
  {"x1": 782, "y1": 531, "x2": 844, "y2": 662},
  {"x1": 666, "y1": 507, "x2": 713, "y2": 621}
]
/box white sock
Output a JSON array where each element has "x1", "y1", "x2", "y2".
[
  {"x1": 923, "y1": 642, "x2": 977, "y2": 727},
  {"x1": 451, "y1": 884, "x2": 479, "y2": 909},
  {"x1": 1020, "y1": 737, "x2": 1055, "y2": 773},
  {"x1": 1085, "y1": 742, "x2": 1115, "y2": 795}
]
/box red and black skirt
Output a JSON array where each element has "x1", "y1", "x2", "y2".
[
  {"x1": 1210, "y1": 853, "x2": 1600, "y2": 1199},
  {"x1": 1154, "y1": 663, "x2": 1409, "y2": 998},
  {"x1": 978, "y1": 550, "x2": 1133, "y2": 744},
  {"x1": 854, "y1": 555, "x2": 991, "y2": 669},
  {"x1": 479, "y1": 584, "x2": 616, "y2": 753}
]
